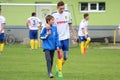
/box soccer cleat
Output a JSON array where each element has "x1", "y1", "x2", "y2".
[
  {"x1": 58, "y1": 71, "x2": 63, "y2": 78},
  {"x1": 48, "y1": 73, "x2": 54, "y2": 78}
]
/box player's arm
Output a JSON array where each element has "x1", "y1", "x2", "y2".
[
  {"x1": 26, "y1": 19, "x2": 30, "y2": 29},
  {"x1": 38, "y1": 22, "x2": 42, "y2": 29},
  {"x1": 0, "y1": 17, "x2": 6, "y2": 34},
  {"x1": 81, "y1": 27, "x2": 87, "y2": 38},
  {"x1": 0, "y1": 23, "x2": 5, "y2": 34},
  {"x1": 69, "y1": 23, "x2": 77, "y2": 41},
  {"x1": 68, "y1": 12, "x2": 77, "y2": 41},
  {"x1": 38, "y1": 18, "x2": 42, "y2": 29}
]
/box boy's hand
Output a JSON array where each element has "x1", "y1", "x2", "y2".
[{"x1": 46, "y1": 29, "x2": 51, "y2": 35}]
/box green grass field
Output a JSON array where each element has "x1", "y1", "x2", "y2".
[{"x1": 0, "y1": 44, "x2": 120, "y2": 80}]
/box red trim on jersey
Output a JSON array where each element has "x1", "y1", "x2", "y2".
[{"x1": 57, "y1": 21, "x2": 67, "y2": 24}]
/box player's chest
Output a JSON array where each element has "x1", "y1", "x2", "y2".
[{"x1": 54, "y1": 14, "x2": 69, "y2": 21}]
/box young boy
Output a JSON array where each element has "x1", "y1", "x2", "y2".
[
  {"x1": 40, "y1": 15, "x2": 61, "y2": 78},
  {"x1": 78, "y1": 13, "x2": 91, "y2": 56}
]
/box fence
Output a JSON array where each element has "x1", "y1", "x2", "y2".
[{"x1": 5, "y1": 26, "x2": 120, "y2": 47}]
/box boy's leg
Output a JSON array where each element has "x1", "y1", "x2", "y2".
[
  {"x1": 44, "y1": 50, "x2": 52, "y2": 75},
  {"x1": 50, "y1": 50, "x2": 55, "y2": 70}
]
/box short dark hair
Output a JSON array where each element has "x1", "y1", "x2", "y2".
[
  {"x1": 45, "y1": 15, "x2": 54, "y2": 23},
  {"x1": 84, "y1": 13, "x2": 89, "y2": 18},
  {"x1": 57, "y1": 1, "x2": 64, "y2": 7},
  {"x1": 32, "y1": 12, "x2": 36, "y2": 16}
]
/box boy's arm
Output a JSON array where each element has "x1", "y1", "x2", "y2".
[{"x1": 40, "y1": 27, "x2": 49, "y2": 40}]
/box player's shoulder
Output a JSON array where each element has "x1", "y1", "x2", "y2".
[
  {"x1": 81, "y1": 19, "x2": 87, "y2": 23},
  {"x1": 27, "y1": 17, "x2": 32, "y2": 20},
  {"x1": 0, "y1": 15, "x2": 5, "y2": 20},
  {"x1": 64, "y1": 10, "x2": 71, "y2": 15},
  {"x1": 64, "y1": 10, "x2": 70, "y2": 13},
  {"x1": 51, "y1": 11, "x2": 57, "y2": 15}
]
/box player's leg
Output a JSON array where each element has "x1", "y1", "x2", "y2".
[
  {"x1": 79, "y1": 36, "x2": 85, "y2": 56},
  {"x1": 56, "y1": 41, "x2": 63, "y2": 78},
  {"x1": 34, "y1": 30, "x2": 39, "y2": 49},
  {"x1": 0, "y1": 33, "x2": 4, "y2": 54},
  {"x1": 44, "y1": 50, "x2": 54, "y2": 78},
  {"x1": 85, "y1": 35, "x2": 91, "y2": 50},
  {"x1": 29, "y1": 30, "x2": 34, "y2": 49},
  {"x1": 62, "y1": 39, "x2": 69, "y2": 65}
]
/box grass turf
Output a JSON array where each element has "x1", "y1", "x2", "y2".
[{"x1": 0, "y1": 44, "x2": 120, "y2": 80}]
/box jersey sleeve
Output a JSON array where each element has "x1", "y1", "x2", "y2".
[
  {"x1": 40, "y1": 27, "x2": 48, "y2": 39},
  {"x1": 80, "y1": 21, "x2": 86, "y2": 29},
  {"x1": 68, "y1": 11, "x2": 72, "y2": 24},
  {"x1": 1, "y1": 17, "x2": 6, "y2": 24}
]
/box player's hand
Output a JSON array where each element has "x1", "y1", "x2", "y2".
[
  {"x1": 85, "y1": 34, "x2": 87, "y2": 39},
  {"x1": 73, "y1": 36, "x2": 77, "y2": 42}
]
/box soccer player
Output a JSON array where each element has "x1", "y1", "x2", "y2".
[
  {"x1": 78, "y1": 13, "x2": 91, "y2": 56},
  {"x1": 26, "y1": 12, "x2": 42, "y2": 50},
  {"x1": 40, "y1": 15, "x2": 61, "y2": 78},
  {"x1": 0, "y1": 8, "x2": 6, "y2": 54},
  {"x1": 51, "y1": 1, "x2": 77, "y2": 78}
]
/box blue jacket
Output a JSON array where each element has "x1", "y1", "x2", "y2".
[{"x1": 40, "y1": 25, "x2": 61, "y2": 50}]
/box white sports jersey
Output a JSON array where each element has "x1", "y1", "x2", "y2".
[
  {"x1": 0, "y1": 15, "x2": 6, "y2": 33},
  {"x1": 78, "y1": 19, "x2": 88, "y2": 36},
  {"x1": 27, "y1": 16, "x2": 41, "y2": 30},
  {"x1": 51, "y1": 10, "x2": 72, "y2": 40}
]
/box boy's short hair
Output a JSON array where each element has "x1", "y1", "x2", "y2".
[
  {"x1": 57, "y1": 1, "x2": 64, "y2": 7},
  {"x1": 45, "y1": 15, "x2": 54, "y2": 23},
  {"x1": 32, "y1": 12, "x2": 36, "y2": 16},
  {"x1": 84, "y1": 13, "x2": 89, "y2": 18}
]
